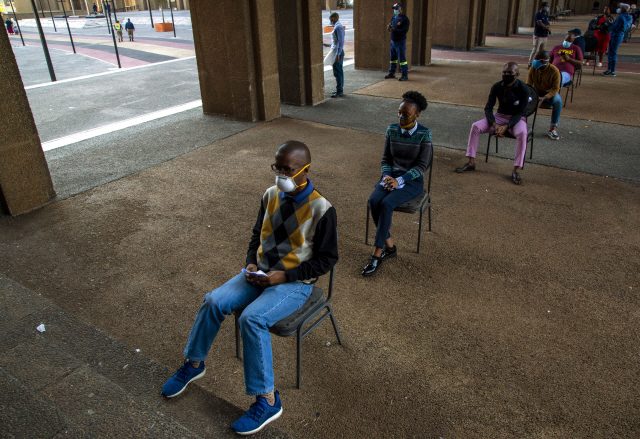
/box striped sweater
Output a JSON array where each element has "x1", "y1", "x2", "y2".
[{"x1": 381, "y1": 123, "x2": 433, "y2": 182}]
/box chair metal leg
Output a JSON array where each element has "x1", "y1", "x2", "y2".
[
  {"x1": 570, "y1": 84, "x2": 574, "y2": 103},
  {"x1": 328, "y1": 305, "x2": 343, "y2": 345},
  {"x1": 428, "y1": 203, "x2": 432, "y2": 232},
  {"x1": 296, "y1": 330, "x2": 303, "y2": 389},
  {"x1": 530, "y1": 133, "x2": 534, "y2": 159},
  {"x1": 485, "y1": 133, "x2": 491, "y2": 162},
  {"x1": 235, "y1": 315, "x2": 242, "y2": 360},
  {"x1": 417, "y1": 207, "x2": 423, "y2": 254},
  {"x1": 564, "y1": 86, "x2": 569, "y2": 108},
  {"x1": 495, "y1": 135, "x2": 498, "y2": 153},
  {"x1": 365, "y1": 203, "x2": 370, "y2": 245}
]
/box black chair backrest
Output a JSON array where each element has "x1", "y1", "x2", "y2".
[
  {"x1": 524, "y1": 85, "x2": 539, "y2": 118},
  {"x1": 593, "y1": 2, "x2": 599, "y2": 8},
  {"x1": 584, "y1": 34, "x2": 598, "y2": 52}
]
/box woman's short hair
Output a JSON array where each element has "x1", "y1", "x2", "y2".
[{"x1": 401, "y1": 91, "x2": 428, "y2": 112}]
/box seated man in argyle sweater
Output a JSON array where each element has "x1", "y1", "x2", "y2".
[{"x1": 161, "y1": 141, "x2": 338, "y2": 435}]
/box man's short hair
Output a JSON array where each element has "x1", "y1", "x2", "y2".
[
  {"x1": 534, "y1": 50, "x2": 550, "y2": 60},
  {"x1": 278, "y1": 141, "x2": 311, "y2": 164},
  {"x1": 541, "y1": 2, "x2": 549, "y2": 7},
  {"x1": 329, "y1": 12, "x2": 339, "y2": 20}
]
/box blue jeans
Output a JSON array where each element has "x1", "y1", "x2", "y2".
[
  {"x1": 548, "y1": 93, "x2": 562, "y2": 127},
  {"x1": 389, "y1": 40, "x2": 408, "y2": 75},
  {"x1": 333, "y1": 49, "x2": 344, "y2": 94},
  {"x1": 368, "y1": 174, "x2": 423, "y2": 248},
  {"x1": 608, "y1": 32, "x2": 623, "y2": 72},
  {"x1": 183, "y1": 273, "x2": 313, "y2": 395}
]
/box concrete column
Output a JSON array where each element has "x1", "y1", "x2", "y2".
[
  {"x1": 190, "y1": 0, "x2": 280, "y2": 122},
  {"x1": 411, "y1": 0, "x2": 434, "y2": 65},
  {"x1": 431, "y1": 0, "x2": 483, "y2": 50},
  {"x1": 354, "y1": 0, "x2": 413, "y2": 71},
  {"x1": 274, "y1": 0, "x2": 325, "y2": 106},
  {"x1": 0, "y1": 29, "x2": 55, "y2": 215}
]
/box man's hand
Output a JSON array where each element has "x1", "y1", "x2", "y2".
[
  {"x1": 247, "y1": 270, "x2": 286, "y2": 287},
  {"x1": 538, "y1": 96, "x2": 548, "y2": 107},
  {"x1": 244, "y1": 264, "x2": 259, "y2": 283},
  {"x1": 323, "y1": 43, "x2": 331, "y2": 48},
  {"x1": 561, "y1": 52, "x2": 568, "y2": 61},
  {"x1": 382, "y1": 175, "x2": 399, "y2": 190}
]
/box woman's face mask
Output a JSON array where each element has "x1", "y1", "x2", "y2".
[
  {"x1": 616, "y1": 8, "x2": 622, "y2": 13},
  {"x1": 562, "y1": 40, "x2": 572, "y2": 48},
  {"x1": 275, "y1": 164, "x2": 309, "y2": 193}
]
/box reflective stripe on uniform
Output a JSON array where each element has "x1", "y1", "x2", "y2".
[
  {"x1": 390, "y1": 60, "x2": 398, "y2": 63},
  {"x1": 400, "y1": 61, "x2": 408, "y2": 65}
]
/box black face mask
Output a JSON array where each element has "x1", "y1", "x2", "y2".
[{"x1": 502, "y1": 74, "x2": 516, "y2": 85}]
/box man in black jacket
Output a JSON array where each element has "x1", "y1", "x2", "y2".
[
  {"x1": 385, "y1": 2, "x2": 410, "y2": 81},
  {"x1": 455, "y1": 62, "x2": 530, "y2": 185}
]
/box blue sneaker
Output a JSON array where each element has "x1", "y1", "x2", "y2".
[
  {"x1": 161, "y1": 360, "x2": 205, "y2": 398},
  {"x1": 231, "y1": 391, "x2": 283, "y2": 435}
]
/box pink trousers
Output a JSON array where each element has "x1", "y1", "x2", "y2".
[{"x1": 466, "y1": 113, "x2": 527, "y2": 167}]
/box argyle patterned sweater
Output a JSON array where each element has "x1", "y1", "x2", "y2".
[
  {"x1": 381, "y1": 123, "x2": 433, "y2": 182},
  {"x1": 246, "y1": 181, "x2": 338, "y2": 284}
]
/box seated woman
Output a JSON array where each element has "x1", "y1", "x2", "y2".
[{"x1": 363, "y1": 91, "x2": 433, "y2": 277}]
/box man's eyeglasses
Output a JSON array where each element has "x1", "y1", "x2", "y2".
[{"x1": 271, "y1": 164, "x2": 306, "y2": 174}]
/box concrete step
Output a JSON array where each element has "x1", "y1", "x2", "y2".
[{"x1": 0, "y1": 275, "x2": 293, "y2": 438}]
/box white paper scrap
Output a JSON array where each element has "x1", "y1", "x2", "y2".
[{"x1": 36, "y1": 324, "x2": 46, "y2": 333}]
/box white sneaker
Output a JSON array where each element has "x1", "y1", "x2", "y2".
[
  {"x1": 584, "y1": 61, "x2": 589, "y2": 66},
  {"x1": 597, "y1": 62, "x2": 602, "y2": 67},
  {"x1": 548, "y1": 129, "x2": 560, "y2": 140}
]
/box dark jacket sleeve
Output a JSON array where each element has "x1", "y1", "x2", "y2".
[
  {"x1": 245, "y1": 198, "x2": 265, "y2": 266},
  {"x1": 285, "y1": 206, "x2": 339, "y2": 283},
  {"x1": 381, "y1": 132, "x2": 393, "y2": 177},
  {"x1": 484, "y1": 83, "x2": 498, "y2": 125},
  {"x1": 508, "y1": 81, "x2": 530, "y2": 128}
]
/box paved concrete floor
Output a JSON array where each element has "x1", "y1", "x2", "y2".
[{"x1": 2, "y1": 12, "x2": 640, "y2": 437}]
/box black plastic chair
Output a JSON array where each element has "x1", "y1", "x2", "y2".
[
  {"x1": 364, "y1": 153, "x2": 433, "y2": 254},
  {"x1": 592, "y1": 2, "x2": 600, "y2": 13},
  {"x1": 485, "y1": 85, "x2": 538, "y2": 166},
  {"x1": 233, "y1": 266, "x2": 342, "y2": 389}
]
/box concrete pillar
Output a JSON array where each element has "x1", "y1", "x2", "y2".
[
  {"x1": 431, "y1": 0, "x2": 483, "y2": 50},
  {"x1": 354, "y1": 0, "x2": 413, "y2": 71},
  {"x1": 411, "y1": 0, "x2": 434, "y2": 66},
  {"x1": 190, "y1": 0, "x2": 280, "y2": 122},
  {"x1": 274, "y1": 0, "x2": 325, "y2": 106},
  {"x1": 0, "y1": 29, "x2": 56, "y2": 215}
]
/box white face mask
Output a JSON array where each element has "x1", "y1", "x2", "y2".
[
  {"x1": 563, "y1": 40, "x2": 572, "y2": 48},
  {"x1": 275, "y1": 164, "x2": 309, "y2": 193},
  {"x1": 617, "y1": 8, "x2": 622, "y2": 13}
]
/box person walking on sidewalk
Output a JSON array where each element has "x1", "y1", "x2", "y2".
[
  {"x1": 323, "y1": 12, "x2": 345, "y2": 98},
  {"x1": 527, "y1": 50, "x2": 562, "y2": 140},
  {"x1": 92, "y1": 3, "x2": 97, "y2": 14},
  {"x1": 114, "y1": 20, "x2": 123, "y2": 42},
  {"x1": 125, "y1": 18, "x2": 135, "y2": 41},
  {"x1": 602, "y1": 3, "x2": 632, "y2": 76},
  {"x1": 161, "y1": 141, "x2": 338, "y2": 436},
  {"x1": 455, "y1": 62, "x2": 530, "y2": 185},
  {"x1": 385, "y1": 2, "x2": 410, "y2": 81},
  {"x1": 528, "y1": 2, "x2": 551, "y2": 68}
]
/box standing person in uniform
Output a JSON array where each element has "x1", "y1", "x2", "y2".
[
  {"x1": 529, "y1": 2, "x2": 551, "y2": 68},
  {"x1": 125, "y1": 18, "x2": 135, "y2": 41},
  {"x1": 93, "y1": 3, "x2": 97, "y2": 14},
  {"x1": 114, "y1": 19, "x2": 123, "y2": 42},
  {"x1": 384, "y1": 2, "x2": 410, "y2": 82},
  {"x1": 323, "y1": 12, "x2": 345, "y2": 98}
]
